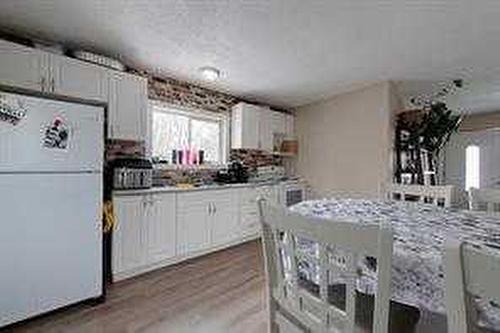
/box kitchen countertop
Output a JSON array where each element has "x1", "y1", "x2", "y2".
[{"x1": 112, "y1": 180, "x2": 295, "y2": 196}]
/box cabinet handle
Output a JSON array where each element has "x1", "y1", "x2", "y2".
[
  {"x1": 51, "y1": 77, "x2": 55, "y2": 92},
  {"x1": 40, "y1": 77, "x2": 46, "y2": 92},
  {"x1": 213, "y1": 203, "x2": 217, "y2": 215},
  {"x1": 208, "y1": 203, "x2": 212, "y2": 215}
]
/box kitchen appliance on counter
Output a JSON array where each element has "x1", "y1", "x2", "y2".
[
  {"x1": 0, "y1": 90, "x2": 104, "y2": 327},
  {"x1": 280, "y1": 180, "x2": 307, "y2": 207},
  {"x1": 250, "y1": 165, "x2": 286, "y2": 183},
  {"x1": 214, "y1": 161, "x2": 249, "y2": 184},
  {"x1": 111, "y1": 157, "x2": 153, "y2": 190}
]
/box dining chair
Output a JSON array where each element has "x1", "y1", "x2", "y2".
[
  {"x1": 389, "y1": 184, "x2": 455, "y2": 208},
  {"x1": 444, "y1": 238, "x2": 500, "y2": 333},
  {"x1": 258, "y1": 199, "x2": 393, "y2": 333},
  {"x1": 469, "y1": 188, "x2": 500, "y2": 213}
]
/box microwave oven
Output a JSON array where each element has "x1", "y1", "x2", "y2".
[{"x1": 281, "y1": 181, "x2": 306, "y2": 207}]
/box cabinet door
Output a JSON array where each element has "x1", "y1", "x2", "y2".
[
  {"x1": 51, "y1": 55, "x2": 105, "y2": 101},
  {"x1": 257, "y1": 185, "x2": 280, "y2": 206},
  {"x1": 271, "y1": 111, "x2": 286, "y2": 135},
  {"x1": 270, "y1": 111, "x2": 287, "y2": 151},
  {"x1": 108, "y1": 72, "x2": 147, "y2": 140},
  {"x1": 112, "y1": 195, "x2": 147, "y2": 275},
  {"x1": 176, "y1": 192, "x2": 211, "y2": 256},
  {"x1": 259, "y1": 108, "x2": 274, "y2": 151},
  {"x1": 147, "y1": 193, "x2": 177, "y2": 263},
  {"x1": 285, "y1": 114, "x2": 295, "y2": 137},
  {"x1": 0, "y1": 40, "x2": 43, "y2": 91},
  {"x1": 231, "y1": 103, "x2": 260, "y2": 149},
  {"x1": 239, "y1": 188, "x2": 260, "y2": 237},
  {"x1": 211, "y1": 189, "x2": 240, "y2": 246}
]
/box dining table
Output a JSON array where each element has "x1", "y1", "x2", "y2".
[{"x1": 289, "y1": 198, "x2": 500, "y2": 329}]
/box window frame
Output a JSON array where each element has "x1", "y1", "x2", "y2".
[
  {"x1": 465, "y1": 144, "x2": 480, "y2": 191},
  {"x1": 148, "y1": 100, "x2": 230, "y2": 165}
]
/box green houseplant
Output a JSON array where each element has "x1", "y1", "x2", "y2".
[{"x1": 395, "y1": 102, "x2": 462, "y2": 185}]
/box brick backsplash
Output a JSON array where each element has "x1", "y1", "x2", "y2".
[
  {"x1": 153, "y1": 167, "x2": 220, "y2": 187},
  {"x1": 229, "y1": 149, "x2": 282, "y2": 171},
  {"x1": 105, "y1": 139, "x2": 145, "y2": 163},
  {"x1": 152, "y1": 149, "x2": 282, "y2": 186}
]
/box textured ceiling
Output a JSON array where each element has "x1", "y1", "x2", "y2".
[
  {"x1": 397, "y1": 79, "x2": 500, "y2": 114},
  {"x1": 1, "y1": 0, "x2": 500, "y2": 109}
]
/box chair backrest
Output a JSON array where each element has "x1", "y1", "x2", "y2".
[
  {"x1": 389, "y1": 184, "x2": 455, "y2": 208},
  {"x1": 258, "y1": 200, "x2": 393, "y2": 333},
  {"x1": 469, "y1": 188, "x2": 500, "y2": 213},
  {"x1": 444, "y1": 239, "x2": 500, "y2": 333}
]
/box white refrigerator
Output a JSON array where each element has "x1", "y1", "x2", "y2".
[{"x1": 0, "y1": 91, "x2": 104, "y2": 327}]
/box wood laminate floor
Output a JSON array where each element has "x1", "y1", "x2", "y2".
[
  {"x1": 2, "y1": 240, "x2": 448, "y2": 333},
  {"x1": 2, "y1": 241, "x2": 267, "y2": 333}
]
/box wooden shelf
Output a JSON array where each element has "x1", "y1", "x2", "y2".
[{"x1": 271, "y1": 151, "x2": 296, "y2": 158}]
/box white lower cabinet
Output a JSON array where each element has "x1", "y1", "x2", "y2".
[
  {"x1": 239, "y1": 188, "x2": 260, "y2": 237},
  {"x1": 176, "y1": 189, "x2": 241, "y2": 256},
  {"x1": 113, "y1": 192, "x2": 176, "y2": 281},
  {"x1": 112, "y1": 185, "x2": 280, "y2": 281},
  {"x1": 112, "y1": 195, "x2": 147, "y2": 276},
  {"x1": 176, "y1": 191, "x2": 211, "y2": 256},
  {"x1": 210, "y1": 189, "x2": 241, "y2": 247},
  {"x1": 147, "y1": 193, "x2": 176, "y2": 264}
]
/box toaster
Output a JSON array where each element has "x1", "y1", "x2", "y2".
[{"x1": 112, "y1": 158, "x2": 153, "y2": 190}]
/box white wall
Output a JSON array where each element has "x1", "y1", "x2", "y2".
[
  {"x1": 445, "y1": 129, "x2": 500, "y2": 190},
  {"x1": 295, "y1": 82, "x2": 398, "y2": 199}
]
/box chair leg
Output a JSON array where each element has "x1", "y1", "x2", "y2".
[{"x1": 267, "y1": 296, "x2": 279, "y2": 333}]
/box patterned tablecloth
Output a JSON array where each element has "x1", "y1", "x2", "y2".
[{"x1": 289, "y1": 198, "x2": 500, "y2": 328}]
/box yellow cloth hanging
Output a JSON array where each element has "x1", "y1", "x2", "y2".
[{"x1": 103, "y1": 200, "x2": 117, "y2": 233}]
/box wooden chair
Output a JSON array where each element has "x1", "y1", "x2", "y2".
[
  {"x1": 389, "y1": 184, "x2": 455, "y2": 208},
  {"x1": 444, "y1": 239, "x2": 500, "y2": 333},
  {"x1": 258, "y1": 199, "x2": 393, "y2": 333},
  {"x1": 469, "y1": 188, "x2": 500, "y2": 213}
]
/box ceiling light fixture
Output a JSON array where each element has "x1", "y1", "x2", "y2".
[{"x1": 199, "y1": 66, "x2": 220, "y2": 81}]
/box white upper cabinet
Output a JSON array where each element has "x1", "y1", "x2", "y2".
[
  {"x1": 0, "y1": 39, "x2": 148, "y2": 142},
  {"x1": 0, "y1": 40, "x2": 44, "y2": 91},
  {"x1": 271, "y1": 111, "x2": 286, "y2": 136},
  {"x1": 107, "y1": 71, "x2": 148, "y2": 141},
  {"x1": 231, "y1": 102, "x2": 261, "y2": 149},
  {"x1": 231, "y1": 102, "x2": 290, "y2": 152},
  {"x1": 0, "y1": 40, "x2": 105, "y2": 100},
  {"x1": 50, "y1": 54, "x2": 105, "y2": 101},
  {"x1": 285, "y1": 113, "x2": 295, "y2": 138},
  {"x1": 259, "y1": 108, "x2": 274, "y2": 152}
]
